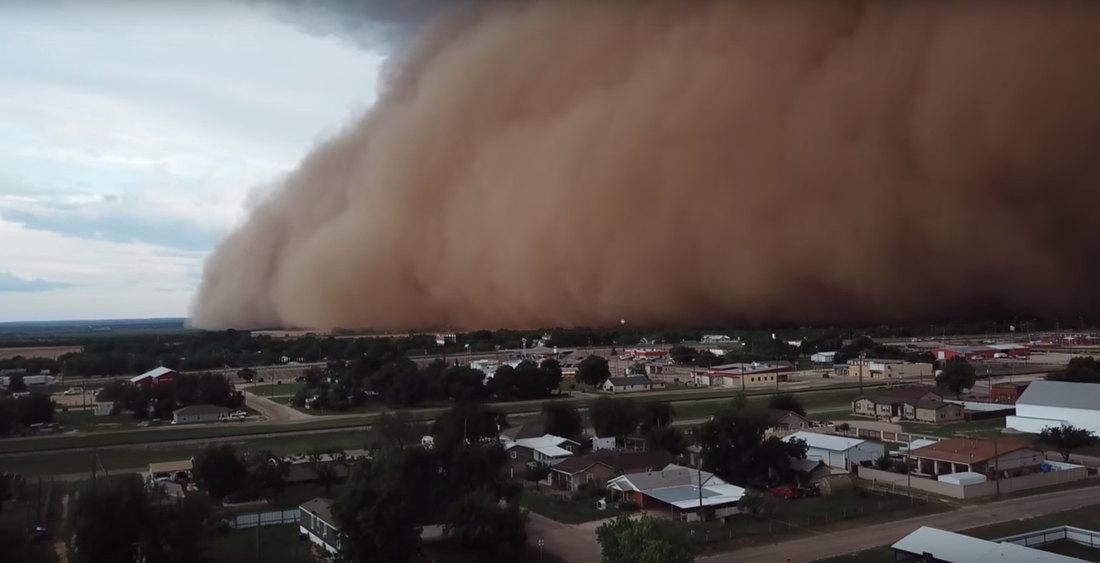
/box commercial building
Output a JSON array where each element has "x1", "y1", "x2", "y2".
[
  {"x1": 623, "y1": 348, "x2": 667, "y2": 360},
  {"x1": 130, "y1": 366, "x2": 178, "y2": 386},
  {"x1": 933, "y1": 344, "x2": 1031, "y2": 361},
  {"x1": 1006, "y1": 380, "x2": 1100, "y2": 434},
  {"x1": 846, "y1": 358, "x2": 933, "y2": 380},
  {"x1": 601, "y1": 375, "x2": 661, "y2": 393},
  {"x1": 990, "y1": 382, "x2": 1030, "y2": 404},
  {"x1": 892, "y1": 526, "x2": 1087, "y2": 563},
  {"x1": 694, "y1": 362, "x2": 793, "y2": 388},
  {"x1": 810, "y1": 351, "x2": 836, "y2": 364},
  {"x1": 172, "y1": 404, "x2": 230, "y2": 424},
  {"x1": 908, "y1": 437, "x2": 1042, "y2": 477},
  {"x1": 782, "y1": 431, "x2": 884, "y2": 470},
  {"x1": 299, "y1": 497, "x2": 342, "y2": 555},
  {"x1": 608, "y1": 464, "x2": 746, "y2": 521}
]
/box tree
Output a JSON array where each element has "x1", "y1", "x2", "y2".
[
  {"x1": 236, "y1": 367, "x2": 256, "y2": 382},
  {"x1": 542, "y1": 401, "x2": 583, "y2": 441},
  {"x1": 1039, "y1": 425, "x2": 1099, "y2": 461},
  {"x1": 639, "y1": 402, "x2": 675, "y2": 433},
  {"x1": 767, "y1": 393, "x2": 806, "y2": 416},
  {"x1": 539, "y1": 358, "x2": 564, "y2": 394},
  {"x1": 369, "y1": 411, "x2": 428, "y2": 451},
  {"x1": 193, "y1": 444, "x2": 246, "y2": 501},
  {"x1": 336, "y1": 456, "x2": 422, "y2": 563},
  {"x1": 668, "y1": 346, "x2": 696, "y2": 365},
  {"x1": 936, "y1": 357, "x2": 977, "y2": 398},
  {"x1": 577, "y1": 355, "x2": 611, "y2": 386},
  {"x1": 645, "y1": 425, "x2": 687, "y2": 456},
  {"x1": 1049, "y1": 356, "x2": 1100, "y2": 383},
  {"x1": 7, "y1": 374, "x2": 26, "y2": 393},
  {"x1": 244, "y1": 449, "x2": 287, "y2": 501},
  {"x1": 696, "y1": 397, "x2": 806, "y2": 484},
  {"x1": 308, "y1": 447, "x2": 348, "y2": 496},
  {"x1": 589, "y1": 397, "x2": 640, "y2": 439},
  {"x1": 431, "y1": 402, "x2": 507, "y2": 453},
  {"x1": 523, "y1": 463, "x2": 551, "y2": 490},
  {"x1": 444, "y1": 490, "x2": 527, "y2": 560},
  {"x1": 736, "y1": 489, "x2": 772, "y2": 516},
  {"x1": 73, "y1": 474, "x2": 157, "y2": 563},
  {"x1": 596, "y1": 515, "x2": 694, "y2": 563}
]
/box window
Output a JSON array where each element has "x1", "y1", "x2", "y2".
[{"x1": 510, "y1": 451, "x2": 517, "y2": 459}]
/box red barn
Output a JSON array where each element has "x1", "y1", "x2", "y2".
[{"x1": 130, "y1": 367, "x2": 178, "y2": 386}]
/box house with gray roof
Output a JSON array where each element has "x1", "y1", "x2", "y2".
[
  {"x1": 172, "y1": 404, "x2": 230, "y2": 425},
  {"x1": 607, "y1": 463, "x2": 746, "y2": 521},
  {"x1": 299, "y1": 497, "x2": 341, "y2": 555},
  {"x1": 1006, "y1": 380, "x2": 1100, "y2": 434},
  {"x1": 601, "y1": 375, "x2": 661, "y2": 393}
]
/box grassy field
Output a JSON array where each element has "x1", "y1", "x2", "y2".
[
  {"x1": 519, "y1": 488, "x2": 619, "y2": 524},
  {"x1": 688, "y1": 489, "x2": 945, "y2": 554},
  {"x1": 900, "y1": 417, "x2": 1008, "y2": 439},
  {"x1": 54, "y1": 410, "x2": 140, "y2": 433},
  {"x1": 247, "y1": 382, "x2": 306, "y2": 398},
  {"x1": 208, "y1": 524, "x2": 314, "y2": 563},
  {"x1": 815, "y1": 502, "x2": 1100, "y2": 563}
]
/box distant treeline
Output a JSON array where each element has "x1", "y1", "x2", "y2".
[{"x1": 0, "y1": 319, "x2": 1066, "y2": 378}]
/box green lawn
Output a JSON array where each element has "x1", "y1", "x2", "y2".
[
  {"x1": 688, "y1": 489, "x2": 945, "y2": 554},
  {"x1": 519, "y1": 489, "x2": 619, "y2": 524},
  {"x1": 815, "y1": 501, "x2": 1100, "y2": 563},
  {"x1": 247, "y1": 382, "x2": 306, "y2": 398},
  {"x1": 55, "y1": 410, "x2": 140, "y2": 433},
  {"x1": 208, "y1": 524, "x2": 313, "y2": 563}
]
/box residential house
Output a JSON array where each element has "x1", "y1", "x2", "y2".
[
  {"x1": 1006, "y1": 380, "x2": 1100, "y2": 434},
  {"x1": 851, "y1": 386, "x2": 962, "y2": 423},
  {"x1": 765, "y1": 409, "x2": 810, "y2": 435},
  {"x1": 503, "y1": 434, "x2": 580, "y2": 469},
  {"x1": 148, "y1": 459, "x2": 193, "y2": 482},
  {"x1": 908, "y1": 437, "x2": 1043, "y2": 478},
  {"x1": 608, "y1": 463, "x2": 746, "y2": 522},
  {"x1": 130, "y1": 366, "x2": 177, "y2": 386},
  {"x1": 601, "y1": 375, "x2": 661, "y2": 393},
  {"x1": 782, "y1": 431, "x2": 883, "y2": 470},
  {"x1": 694, "y1": 362, "x2": 793, "y2": 388},
  {"x1": 810, "y1": 351, "x2": 836, "y2": 364},
  {"x1": 172, "y1": 404, "x2": 230, "y2": 424},
  {"x1": 549, "y1": 450, "x2": 672, "y2": 491},
  {"x1": 299, "y1": 497, "x2": 342, "y2": 555}
]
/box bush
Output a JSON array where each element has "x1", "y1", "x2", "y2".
[{"x1": 617, "y1": 500, "x2": 639, "y2": 512}]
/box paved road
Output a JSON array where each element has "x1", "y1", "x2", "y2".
[
  {"x1": 527, "y1": 511, "x2": 605, "y2": 563},
  {"x1": 243, "y1": 390, "x2": 312, "y2": 422},
  {"x1": 701, "y1": 483, "x2": 1100, "y2": 562}
]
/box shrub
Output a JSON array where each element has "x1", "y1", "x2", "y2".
[{"x1": 617, "y1": 500, "x2": 639, "y2": 512}]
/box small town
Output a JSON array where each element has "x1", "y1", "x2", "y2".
[{"x1": 4, "y1": 1, "x2": 1100, "y2": 562}]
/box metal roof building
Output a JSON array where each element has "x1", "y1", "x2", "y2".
[
  {"x1": 892, "y1": 526, "x2": 1085, "y2": 562},
  {"x1": 1006, "y1": 380, "x2": 1100, "y2": 434},
  {"x1": 783, "y1": 431, "x2": 884, "y2": 470}
]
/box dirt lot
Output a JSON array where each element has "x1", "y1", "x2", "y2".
[{"x1": 0, "y1": 345, "x2": 81, "y2": 360}]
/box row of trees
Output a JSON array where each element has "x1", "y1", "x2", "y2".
[
  {"x1": 97, "y1": 372, "x2": 243, "y2": 420},
  {"x1": 1049, "y1": 356, "x2": 1100, "y2": 384},
  {"x1": 291, "y1": 356, "x2": 563, "y2": 410}
]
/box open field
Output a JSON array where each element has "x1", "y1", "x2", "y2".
[{"x1": 0, "y1": 345, "x2": 82, "y2": 360}]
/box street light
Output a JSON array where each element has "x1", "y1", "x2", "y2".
[{"x1": 538, "y1": 538, "x2": 545, "y2": 563}]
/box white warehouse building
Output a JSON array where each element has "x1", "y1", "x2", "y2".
[
  {"x1": 1005, "y1": 380, "x2": 1100, "y2": 435},
  {"x1": 782, "y1": 431, "x2": 884, "y2": 471}
]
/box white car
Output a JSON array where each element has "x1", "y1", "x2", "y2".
[{"x1": 62, "y1": 387, "x2": 82, "y2": 395}]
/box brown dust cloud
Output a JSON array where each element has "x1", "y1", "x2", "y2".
[{"x1": 191, "y1": 1, "x2": 1100, "y2": 331}]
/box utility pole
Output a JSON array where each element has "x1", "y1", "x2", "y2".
[
  {"x1": 859, "y1": 351, "x2": 866, "y2": 395},
  {"x1": 255, "y1": 509, "x2": 260, "y2": 563}
]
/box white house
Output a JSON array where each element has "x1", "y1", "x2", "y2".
[
  {"x1": 601, "y1": 375, "x2": 660, "y2": 393},
  {"x1": 172, "y1": 404, "x2": 230, "y2": 424},
  {"x1": 300, "y1": 498, "x2": 341, "y2": 555},
  {"x1": 608, "y1": 463, "x2": 745, "y2": 521},
  {"x1": 1005, "y1": 380, "x2": 1100, "y2": 434},
  {"x1": 810, "y1": 351, "x2": 836, "y2": 364},
  {"x1": 892, "y1": 526, "x2": 1083, "y2": 563},
  {"x1": 783, "y1": 431, "x2": 883, "y2": 470},
  {"x1": 503, "y1": 434, "x2": 579, "y2": 466}
]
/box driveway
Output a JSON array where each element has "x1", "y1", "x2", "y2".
[
  {"x1": 701, "y1": 482, "x2": 1100, "y2": 562},
  {"x1": 526, "y1": 511, "x2": 604, "y2": 562},
  {"x1": 243, "y1": 391, "x2": 312, "y2": 422}
]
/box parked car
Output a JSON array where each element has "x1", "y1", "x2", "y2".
[
  {"x1": 769, "y1": 485, "x2": 802, "y2": 500},
  {"x1": 62, "y1": 387, "x2": 82, "y2": 395}
]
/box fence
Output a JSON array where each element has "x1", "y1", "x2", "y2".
[
  {"x1": 227, "y1": 509, "x2": 300, "y2": 529},
  {"x1": 858, "y1": 464, "x2": 1089, "y2": 499},
  {"x1": 998, "y1": 526, "x2": 1100, "y2": 549},
  {"x1": 850, "y1": 427, "x2": 942, "y2": 445}
]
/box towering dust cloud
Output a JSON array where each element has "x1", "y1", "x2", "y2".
[{"x1": 192, "y1": 1, "x2": 1100, "y2": 331}]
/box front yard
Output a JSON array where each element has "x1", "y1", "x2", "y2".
[
  {"x1": 519, "y1": 488, "x2": 619, "y2": 524},
  {"x1": 208, "y1": 524, "x2": 315, "y2": 563}
]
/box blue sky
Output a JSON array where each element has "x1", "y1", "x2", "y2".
[{"x1": 0, "y1": 1, "x2": 385, "y2": 321}]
